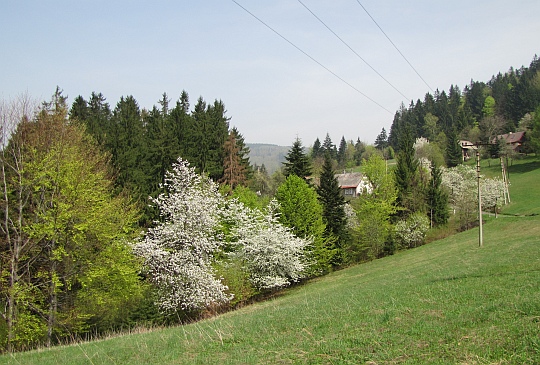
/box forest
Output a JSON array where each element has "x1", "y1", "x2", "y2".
[{"x1": 1, "y1": 54, "x2": 540, "y2": 353}]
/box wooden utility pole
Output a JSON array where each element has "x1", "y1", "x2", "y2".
[{"x1": 476, "y1": 150, "x2": 483, "y2": 247}]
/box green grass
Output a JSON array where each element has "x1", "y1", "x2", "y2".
[
  {"x1": 2, "y1": 157, "x2": 539, "y2": 365},
  {"x1": 479, "y1": 155, "x2": 540, "y2": 216}
]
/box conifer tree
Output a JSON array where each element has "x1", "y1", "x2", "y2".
[
  {"x1": 374, "y1": 128, "x2": 389, "y2": 150},
  {"x1": 394, "y1": 126, "x2": 421, "y2": 215},
  {"x1": 220, "y1": 130, "x2": 247, "y2": 189},
  {"x1": 337, "y1": 136, "x2": 347, "y2": 167},
  {"x1": 354, "y1": 138, "x2": 365, "y2": 165},
  {"x1": 427, "y1": 161, "x2": 449, "y2": 226},
  {"x1": 446, "y1": 128, "x2": 463, "y2": 167},
  {"x1": 230, "y1": 127, "x2": 252, "y2": 178},
  {"x1": 283, "y1": 137, "x2": 311, "y2": 180},
  {"x1": 311, "y1": 137, "x2": 322, "y2": 159},
  {"x1": 321, "y1": 133, "x2": 337, "y2": 160},
  {"x1": 317, "y1": 153, "x2": 347, "y2": 265}
]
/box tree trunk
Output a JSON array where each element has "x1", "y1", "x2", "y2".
[{"x1": 47, "y1": 242, "x2": 57, "y2": 348}]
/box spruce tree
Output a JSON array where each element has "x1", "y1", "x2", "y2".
[
  {"x1": 374, "y1": 128, "x2": 389, "y2": 150},
  {"x1": 354, "y1": 138, "x2": 365, "y2": 165},
  {"x1": 446, "y1": 128, "x2": 463, "y2": 167},
  {"x1": 317, "y1": 152, "x2": 347, "y2": 265},
  {"x1": 427, "y1": 161, "x2": 449, "y2": 226},
  {"x1": 321, "y1": 133, "x2": 337, "y2": 159},
  {"x1": 220, "y1": 130, "x2": 247, "y2": 189},
  {"x1": 311, "y1": 137, "x2": 322, "y2": 159},
  {"x1": 394, "y1": 125, "x2": 420, "y2": 215},
  {"x1": 283, "y1": 137, "x2": 311, "y2": 180},
  {"x1": 337, "y1": 136, "x2": 347, "y2": 167},
  {"x1": 231, "y1": 127, "x2": 252, "y2": 178}
]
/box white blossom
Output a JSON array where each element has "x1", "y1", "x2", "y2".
[
  {"x1": 413, "y1": 137, "x2": 430, "y2": 150},
  {"x1": 394, "y1": 212, "x2": 430, "y2": 248},
  {"x1": 133, "y1": 159, "x2": 231, "y2": 313},
  {"x1": 224, "y1": 199, "x2": 310, "y2": 290},
  {"x1": 441, "y1": 164, "x2": 505, "y2": 229}
]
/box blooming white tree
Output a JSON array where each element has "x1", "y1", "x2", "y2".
[
  {"x1": 133, "y1": 159, "x2": 231, "y2": 313},
  {"x1": 223, "y1": 199, "x2": 310, "y2": 290},
  {"x1": 441, "y1": 164, "x2": 505, "y2": 229},
  {"x1": 394, "y1": 212, "x2": 430, "y2": 248}
]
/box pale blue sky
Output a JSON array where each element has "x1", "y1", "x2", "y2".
[{"x1": 1, "y1": 1, "x2": 539, "y2": 146}]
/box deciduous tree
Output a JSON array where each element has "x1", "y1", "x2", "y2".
[
  {"x1": 276, "y1": 175, "x2": 334, "y2": 274},
  {"x1": 348, "y1": 154, "x2": 397, "y2": 261},
  {"x1": 133, "y1": 159, "x2": 230, "y2": 314}
]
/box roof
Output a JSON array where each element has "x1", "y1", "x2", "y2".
[
  {"x1": 495, "y1": 131, "x2": 525, "y2": 144},
  {"x1": 459, "y1": 140, "x2": 477, "y2": 149},
  {"x1": 335, "y1": 172, "x2": 364, "y2": 188}
]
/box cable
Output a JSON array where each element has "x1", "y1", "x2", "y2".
[
  {"x1": 297, "y1": 0, "x2": 410, "y2": 102},
  {"x1": 231, "y1": 0, "x2": 394, "y2": 114},
  {"x1": 355, "y1": 0, "x2": 434, "y2": 92}
]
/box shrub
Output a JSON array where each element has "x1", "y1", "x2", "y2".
[{"x1": 394, "y1": 212, "x2": 430, "y2": 249}]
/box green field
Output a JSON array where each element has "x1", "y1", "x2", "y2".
[{"x1": 2, "y1": 157, "x2": 539, "y2": 364}]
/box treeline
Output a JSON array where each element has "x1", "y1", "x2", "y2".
[{"x1": 70, "y1": 91, "x2": 251, "y2": 225}]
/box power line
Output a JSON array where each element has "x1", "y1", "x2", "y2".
[
  {"x1": 297, "y1": 0, "x2": 410, "y2": 102},
  {"x1": 355, "y1": 0, "x2": 434, "y2": 93},
  {"x1": 231, "y1": 0, "x2": 394, "y2": 114}
]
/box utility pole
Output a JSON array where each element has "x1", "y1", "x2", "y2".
[
  {"x1": 464, "y1": 141, "x2": 493, "y2": 247},
  {"x1": 476, "y1": 150, "x2": 483, "y2": 247}
]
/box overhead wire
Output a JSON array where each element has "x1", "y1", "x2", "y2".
[
  {"x1": 231, "y1": 0, "x2": 394, "y2": 114},
  {"x1": 297, "y1": 0, "x2": 410, "y2": 102},
  {"x1": 355, "y1": 0, "x2": 434, "y2": 92}
]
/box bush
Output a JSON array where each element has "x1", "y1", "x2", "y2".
[
  {"x1": 394, "y1": 212, "x2": 430, "y2": 249},
  {"x1": 214, "y1": 258, "x2": 257, "y2": 308}
]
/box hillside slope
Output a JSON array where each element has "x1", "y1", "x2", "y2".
[
  {"x1": 247, "y1": 143, "x2": 289, "y2": 174},
  {"x1": 2, "y1": 158, "x2": 539, "y2": 364}
]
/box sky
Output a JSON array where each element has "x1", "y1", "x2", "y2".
[{"x1": 1, "y1": 1, "x2": 539, "y2": 147}]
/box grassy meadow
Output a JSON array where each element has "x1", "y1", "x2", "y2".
[{"x1": 2, "y1": 157, "x2": 539, "y2": 364}]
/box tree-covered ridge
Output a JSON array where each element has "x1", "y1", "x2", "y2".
[{"x1": 388, "y1": 55, "x2": 540, "y2": 154}]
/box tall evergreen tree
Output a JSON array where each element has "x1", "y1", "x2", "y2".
[
  {"x1": 283, "y1": 137, "x2": 311, "y2": 180},
  {"x1": 337, "y1": 136, "x2": 347, "y2": 167},
  {"x1": 446, "y1": 128, "x2": 463, "y2": 167},
  {"x1": 205, "y1": 99, "x2": 230, "y2": 180},
  {"x1": 354, "y1": 138, "x2": 366, "y2": 165},
  {"x1": 374, "y1": 128, "x2": 389, "y2": 150},
  {"x1": 464, "y1": 80, "x2": 486, "y2": 123},
  {"x1": 169, "y1": 92, "x2": 193, "y2": 160},
  {"x1": 69, "y1": 95, "x2": 89, "y2": 122},
  {"x1": 394, "y1": 126, "x2": 421, "y2": 215},
  {"x1": 317, "y1": 153, "x2": 347, "y2": 265},
  {"x1": 190, "y1": 98, "x2": 229, "y2": 181},
  {"x1": 145, "y1": 93, "x2": 180, "y2": 195},
  {"x1": 427, "y1": 161, "x2": 449, "y2": 226},
  {"x1": 230, "y1": 126, "x2": 252, "y2": 178},
  {"x1": 220, "y1": 130, "x2": 247, "y2": 189},
  {"x1": 311, "y1": 137, "x2": 322, "y2": 159},
  {"x1": 321, "y1": 133, "x2": 337, "y2": 160}
]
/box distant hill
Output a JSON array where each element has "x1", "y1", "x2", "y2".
[{"x1": 247, "y1": 143, "x2": 289, "y2": 174}]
